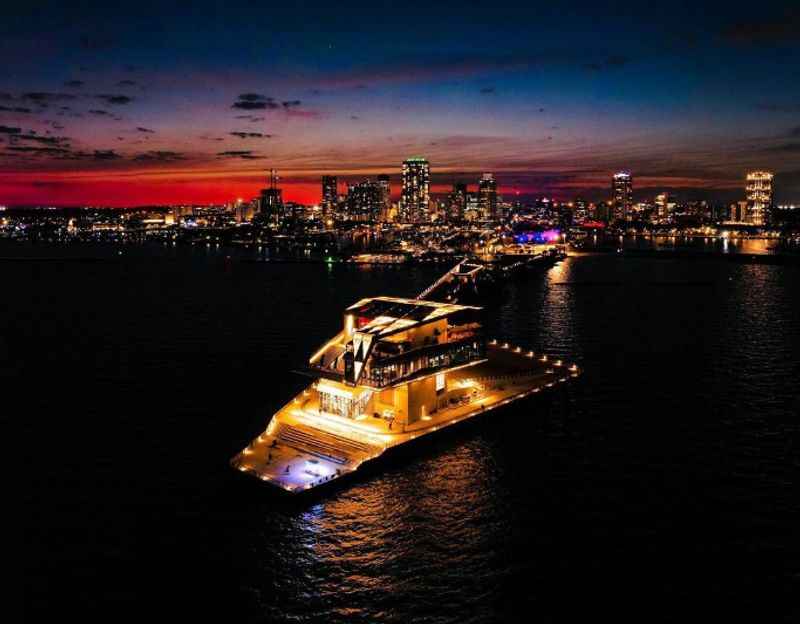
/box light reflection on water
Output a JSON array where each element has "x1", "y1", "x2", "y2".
[
  {"x1": 12, "y1": 243, "x2": 799, "y2": 623},
  {"x1": 245, "y1": 254, "x2": 800, "y2": 622}
]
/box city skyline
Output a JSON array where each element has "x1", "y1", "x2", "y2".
[{"x1": 1, "y1": 0, "x2": 799, "y2": 207}]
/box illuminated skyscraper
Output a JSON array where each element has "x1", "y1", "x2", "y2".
[
  {"x1": 478, "y1": 173, "x2": 498, "y2": 220},
  {"x1": 321, "y1": 175, "x2": 337, "y2": 216},
  {"x1": 655, "y1": 192, "x2": 675, "y2": 221},
  {"x1": 448, "y1": 182, "x2": 468, "y2": 221},
  {"x1": 346, "y1": 180, "x2": 383, "y2": 221},
  {"x1": 377, "y1": 174, "x2": 391, "y2": 221},
  {"x1": 612, "y1": 171, "x2": 633, "y2": 221},
  {"x1": 400, "y1": 157, "x2": 430, "y2": 222},
  {"x1": 574, "y1": 197, "x2": 588, "y2": 222},
  {"x1": 745, "y1": 171, "x2": 773, "y2": 226}
]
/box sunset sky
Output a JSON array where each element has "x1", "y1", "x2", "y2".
[{"x1": 1, "y1": 0, "x2": 798, "y2": 206}]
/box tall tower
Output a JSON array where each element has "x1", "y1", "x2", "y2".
[
  {"x1": 612, "y1": 171, "x2": 633, "y2": 221},
  {"x1": 259, "y1": 169, "x2": 283, "y2": 221},
  {"x1": 346, "y1": 180, "x2": 383, "y2": 221},
  {"x1": 478, "y1": 173, "x2": 498, "y2": 220},
  {"x1": 321, "y1": 175, "x2": 337, "y2": 216},
  {"x1": 448, "y1": 182, "x2": 468, "y2": 222},
  {"x1": 400, "y1": 157, "x2": 430, "y2": 222},
  {"x1": 745, "y1": 171, "x2": 773, "y2": 226},
  {"x1": 377, "y1": 174, "x2": 391, "y2": 221},
  {"x1": 655, "y1": 192, "x2": 674, "y2": 221}
]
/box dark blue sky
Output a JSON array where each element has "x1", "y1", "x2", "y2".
[{"x1": 1, "y1": 0, "x2": 798, "y2": 205}]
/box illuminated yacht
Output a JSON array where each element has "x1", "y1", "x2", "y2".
[{"x1": 232, "y1": 296, "x2": 579, "y2": 493}]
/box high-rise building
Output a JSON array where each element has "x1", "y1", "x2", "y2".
[
  {"x1": 377, "y1": 174, "x2": 391, "y2": 221},
  {"x1": 745, "y1": 171, "x2": 773, "y2": 226},
  {"x1": 728, "y1": 200, "x2": 748, "y2": 223},
  {"x1": 400, "y1": 157, "x2": 430, "y2": 222},
  {"x1": 259, "y1": 169, "x2": 283, "y2": 221},
  {"x1": 346, "y1": 180, "x2": 384, "y2": 221},
  {"x1": 574, "y1": 197, "x2": 588, "y2": 222},
  {"x1": 612, "y1": 171, "x2": 633, "y2": 221},
  {"x1": 321, "y1": 175, "x2": 337, "y2": 216},
  {"x1": 478, "y1": 173, "x2": 498, "y2": 220},
  {"x1": 448, "y1": 183, "x2": 468, "y2": 222},
  {"x1": 234, "y1": 198, "x2": 256, "y2": 223},
  {"x1": 593, "y1": 201, "x2": 613, "y2": 223},
  {"x1": 655, "y1": 192, "x2": 675, "y2": 221}
]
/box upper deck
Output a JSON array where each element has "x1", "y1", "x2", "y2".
[{"x1": 308, "y1": 296, "x2": 485, "y2": 388}]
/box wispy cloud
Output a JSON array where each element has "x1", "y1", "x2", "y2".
[
  {"x1": 230, "y1": 131, "x2": 272, "y2": 139},
  {"x1": 217, "y1": 150, "x2": 261, "y2": 160},
  {"x1": 95, "y1": 94, "x2": 134, "y2": 105}
]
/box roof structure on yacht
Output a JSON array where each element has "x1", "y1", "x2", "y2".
[{"x1": 345, "y1": 296, "x2": 480, "y2": 337}]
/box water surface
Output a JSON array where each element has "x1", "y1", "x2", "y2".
[{"x1": 10, "y1": 242, "x2": 798, "y2": 623}]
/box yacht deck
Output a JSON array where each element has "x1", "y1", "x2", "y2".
[{"x1": 232, "y1": 342, "x2": 580, "y2": 492}]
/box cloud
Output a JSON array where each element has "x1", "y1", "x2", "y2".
[
  {"x1": 0, "y1": 126, "x2": 22, "y2": 134},
  {"x1": 232, "y1": 101, "x2": 274, "y2": 110},
  {"x1": 89, "y1": 109, "x2": 112, "y2": 116},
  {"x1": 231, "y1": 95, "x2": 311, "y2": 115},
  {"x1": 133, "y1": 150, "x2": 185, "y2": 162},
  {"x1": 479, "y1": 87, "x2": 495, "y2": 94},
  {"x1": 232, "y1": 93, "x2": 279, "y2": 110},
  {"x1": 217, "y1": 150, "x2": 261, "y2": 160},
  {"x1": 9, "y1": 132, "x2": 70, "y2": 146},
  {"x1": 64, "y1": 80, "x2": 84, "y2": 88},
  {"x1": 136, "y1": 127, "x2": 155, "y2": 133},
  {"x1": 0, "y1": 105, "x2": 33, "y2": 113},
  {"x1": 21, "y1": 92, "x2": 77, "y2": 104},
  {"x1": 117, "y1": 80, "x2": 137, "y2": 87},
  {"x1": 96, "y1": 94, "x2": 134, "y2": 105},
  {"x1": 229, "y1": 131, "x2": 272, "y2": 139},
  {"x1": 284, "y1": 108, "x2": 322, "y2": 119},
  {"x1": 91, "y1": 149, "x2": 122, "y2": 160},
  {"x1": 235, "y1": 115, "x2": 265, "y2": 122},
  {"x1": 5, "y1": 146, "x2": 70, "y2": 155},
  {"x1": 49, "y1": 148, "x2": 122, "y2": 161}
]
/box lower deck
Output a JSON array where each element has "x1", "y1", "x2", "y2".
[{"x1": 231, "y1": 342, "x2": 580, "y2": 492}]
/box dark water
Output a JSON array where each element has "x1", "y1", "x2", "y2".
[{"x1": 9, "y1": 242, "x2": 799, "y2": 623}]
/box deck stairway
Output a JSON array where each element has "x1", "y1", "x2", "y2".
[{"x1": 274, "y1": 422, "x2": 384, "y2": 466}]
